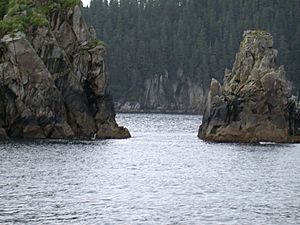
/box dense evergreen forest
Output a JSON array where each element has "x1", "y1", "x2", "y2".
[{"x1": 83, "y1": 0, "x2": 300, "y2": 105}]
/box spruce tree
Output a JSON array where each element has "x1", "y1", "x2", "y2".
[{"x1": 83, "y1": 0, "x2": 300, "y2": 100}]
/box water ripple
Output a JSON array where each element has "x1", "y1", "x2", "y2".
[{"x1": 0, "y1": 113, "x2": 299, "y2": 224}]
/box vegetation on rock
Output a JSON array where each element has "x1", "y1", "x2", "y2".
[
  {"x1": 0, "y1": 0, "x2": 47, "y2": 34},
  {"x1": 0, "y1": 0, "x2": 106, "y2": 47},
  {"x1": 0, "y1": 0, "x2": 128, "y2": 140},
  {"x1": 59, "y1": 0, "x2": 81, "y2": 9},
  {"x1": 88, "y1": 38, "x2": 106, "y2": 47},
  {"x1": 0, "y1": 0, "x2": 82, "y2": 35}
]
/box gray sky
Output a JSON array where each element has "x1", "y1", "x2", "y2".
[{"x1": 82, "y1": 0, "x2": 91, "y2": 6}]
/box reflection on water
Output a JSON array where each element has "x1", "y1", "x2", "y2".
[{"x1": 0, "y1": 113, "x2": 299, "y2": 224}]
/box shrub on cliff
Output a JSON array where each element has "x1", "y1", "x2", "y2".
[
  {"x1": 0, "y1": 0, "x2": 48, "y2": 34},
  {"x1": 0, "y1": 0, "x2": 81, "y2": 35},
  {"x1": 59, "y1": 0, "x2": 81, "y2": 9}
]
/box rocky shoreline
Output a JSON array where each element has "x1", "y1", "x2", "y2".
[
  {"x1": 115, "y1": 74, "x2": 207, "y2": 114},
  {"x1": 116, "y1": 109, "x2": 200, "y2": 115}
]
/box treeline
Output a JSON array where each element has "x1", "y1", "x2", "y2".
[{"x1": 84, "y1": 0, "x2": 300, "y2": 100}]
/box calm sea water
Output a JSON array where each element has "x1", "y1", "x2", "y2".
[{"x1": 0, "y1": 113, "x2": 299, "y2": 225}]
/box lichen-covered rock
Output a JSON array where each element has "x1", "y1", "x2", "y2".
[
  {"x1": 0, "y1": 1, "x2": 130, "y2": 140},
  {"x1": 199, "y1": 30, "x2": 299, "y2": 143}
]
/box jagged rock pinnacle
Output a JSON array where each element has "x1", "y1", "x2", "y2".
[{"x1": 199, "y1": 30, "x2": 299, "y2": 143}]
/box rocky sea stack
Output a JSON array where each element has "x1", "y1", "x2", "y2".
[
  {"x1": 199, "y1": 30, "x2": 300, "y2": 143},
  {"x1": 0, "y1": 0, "x2": 130, "y2": 140}
]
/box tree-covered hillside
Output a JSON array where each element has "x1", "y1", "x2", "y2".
[{"x1": 83, "y1": 0, "x2": 300, "y2": 104}]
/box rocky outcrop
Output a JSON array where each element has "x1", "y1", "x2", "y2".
[
  {"x1": 116, "y1": 70, "x2": 206, "y2": 114},
  {"x1": 0, "y1": 1, "x2": 130, "y2": 140},
  {"x1": 199, "y1": 30, "x2": 300, "y2": 143}
]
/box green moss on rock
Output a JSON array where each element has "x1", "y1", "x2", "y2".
[{"x1": 90, "y1": 39, "x2": 106, "y2": 47}]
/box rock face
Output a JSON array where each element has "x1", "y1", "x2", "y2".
[
  {"x1": 199, "y1": 30, "x2": 300, "y2": 143},
  {"x1": 116, "y1": 71, "x2": 206, "y2": 114},
  {"x1": 0, "y1": 2, "x2": 130, "y2": 140}
]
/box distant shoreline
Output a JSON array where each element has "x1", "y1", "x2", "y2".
[{"x1": 116, "y1": 110, "x2": 201, "y2": 116}]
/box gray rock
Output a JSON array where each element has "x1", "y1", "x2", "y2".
[
  {"x1": 199, "y1": 30, "x2": 299, "y2": 143},
  {"x1": 116, "y1": 70, "x2": 207, "y2": 114},
  {"x1": 0, "y1": 2, "x2": 130, "y2": 140}
]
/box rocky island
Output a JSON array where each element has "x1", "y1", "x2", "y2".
[
  {"x1": 199, "y1": 30, "x2": 300, "y2": 143},
  {"x1": 0, "y1": 0, "x2": 130, "y2": 140}
]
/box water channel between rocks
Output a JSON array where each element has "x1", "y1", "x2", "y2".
[{"x1": 0, "y1": 113, "x2": 299, "y2": 224}]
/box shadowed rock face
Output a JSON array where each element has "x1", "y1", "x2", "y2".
[
  {"x1": 0, "y1": 3, "x2": 130, "y2": 140},
  {"x1": 199, "y1": 30, "x2": 300, "y2": 143}
]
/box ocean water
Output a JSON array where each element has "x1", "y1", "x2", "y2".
[{"x1": 0, "y1": 113, "x2": 299, "y2": 224}]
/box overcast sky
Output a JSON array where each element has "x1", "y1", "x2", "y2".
[{"x1": 82, "y1": 0, "x2": 91, "y2": 6}]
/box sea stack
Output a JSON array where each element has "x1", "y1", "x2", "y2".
[
  {"x1": 199, "y1": 30, "x2": 300, "y2": 143},
  {"x1": 0, "y1": 0, "x2": 130, "y2": 140}
]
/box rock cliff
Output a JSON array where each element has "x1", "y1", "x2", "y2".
[
  {"x1": 199, "y1": 30, "x2": 300, "y2": 143},
  {"x1": 0, "y1": 0, "x2": 130, "y2": 140},
  {"x1": 116, "y1": 71, "x2": 206, "y2": 114}
]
